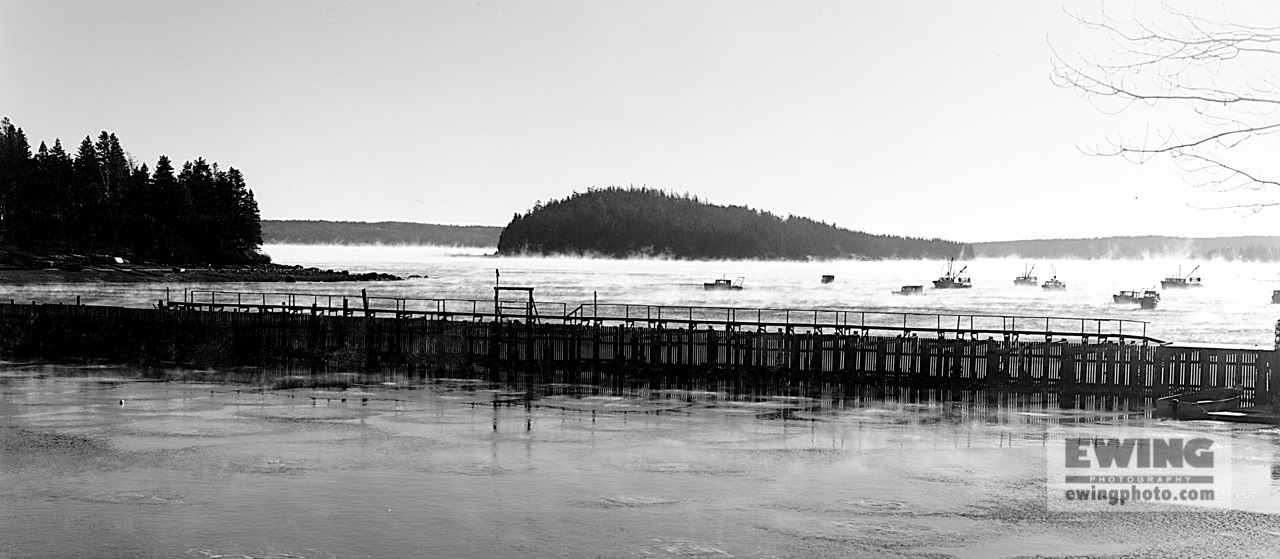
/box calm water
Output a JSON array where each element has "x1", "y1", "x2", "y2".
[
  {"x1": 3, "y1": 365, "x2": 1280, "y2": 559},
  {"x1": 4, "y1": 244, "x2": 1280, "y2": 346},
  {"x1": 4, "y1": 246, "x2": 1280, "y2": 558}
]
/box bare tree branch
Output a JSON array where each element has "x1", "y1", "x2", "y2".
[{"x1": 1052, "y1": 5, "x2": 1280, "y2": 209}]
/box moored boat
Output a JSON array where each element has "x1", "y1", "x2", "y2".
[
  {"x1": 1114, "y1": 288, "x2": 1160, "y2": 309},
  {"x1": 704, "y1": 277, "x2": 744, "y2": 291},
  {"x1": 1013, "y1": 264, "x2": 1037, "y2": 287},
  {"x1": 892, "y1": 285, "x2": 924, "y2": 296},
  {"x1": 932, "y1": 258, "x2": 972, "y2": 289},
  {"x1": 1041, "y1": 276, "x2": 1066, "y2": 291},
  {"x1": 1161, "y1": 265, "x2": 1203, "y2": 289}
]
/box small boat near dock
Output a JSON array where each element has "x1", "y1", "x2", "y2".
[
  {"x1": 1161, "y1": 265, "x2": 1202, "y2": 289},
  {"x1": 1114, "y1": 289, "x2": 1160, "y2": 309},
  {"x1": 932, "y1": 258, "x2": 972, "y2": 289},
  {"x1": 704, "y1": 277, "x2": 744, "y2": 291},
  {"x1": 891, "y1": 285, "x2": 924, "y2": 296},
  {"x1": 1155, "y1": 387, "x2": 1243, "y2": 420}
]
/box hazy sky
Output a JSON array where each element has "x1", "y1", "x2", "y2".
[{"x1": 3, "y1": 1, "x2": 1277, "y2": 242}]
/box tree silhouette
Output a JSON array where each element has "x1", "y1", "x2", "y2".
[{"x1": 0, "y1": 118, "x2": 266, "y2": 264}]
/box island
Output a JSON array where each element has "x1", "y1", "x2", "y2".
[{"x1": 497, "y1": 187, "x2": 971, "y2": 260}]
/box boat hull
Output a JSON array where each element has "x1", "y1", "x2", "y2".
[
  {"x1": 1114, "y1": 290, "x2": 1159, "y2": 308},
  {"x1": 703, "y1": 284, "x2": 742, "y2": 291},
  {"x1": 1155, "y1": 388, "x2": 1243, "y2": 419}
]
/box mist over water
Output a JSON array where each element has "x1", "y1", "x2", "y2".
[
  {"x1": 269, "y1": 245, "x2": 1280, "y2": 346},
  {"x1": 11, "y1": 244, "x2": 1275, "y2": 345}
]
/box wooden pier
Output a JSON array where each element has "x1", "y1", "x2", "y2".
[{"x1": 1, "y1": 288, "x2": 1276, "y2": 407}]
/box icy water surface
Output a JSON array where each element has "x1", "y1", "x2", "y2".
[{"x1": 4, "y1": 364, "x2": 1280, "y2": 558}]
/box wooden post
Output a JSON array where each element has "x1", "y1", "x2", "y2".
[
  {"x1": 984, "y1": 339, "x2": 1007, "y2": 390},
  {"x1": 361, "y1": 289, "x2": 370, "y2": 318},
  {"x1": 706, "y1": 328, "x2": 719, "y2": 367},
  {"x1": 592, "y1": 324, "x2": 600, "y2": 368},
  {"x1": 1265, "y1": 351, "x2": 1280, "y2": 410},
  {"x1": 1057, "y1": 356, "x2": 1079, "y2": 410}
]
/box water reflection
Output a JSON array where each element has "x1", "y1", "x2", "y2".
[{"x1": 2, "y1": 363, "x2": 1279, "y2": 558}]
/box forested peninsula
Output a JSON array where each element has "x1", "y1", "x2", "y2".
[
  {"x1": 497, "y1": 187, "x2": 971, "y2": 260},
  {"x1": 0, "y1": 118, "x2": 263, "y2": 264},
  {"x1": 0, "y1": 118, "x2": 397, "y2": 282}
]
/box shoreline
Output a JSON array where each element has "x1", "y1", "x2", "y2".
[
  {"x1": 0, "y1": 247, "x2": 402, "y2": 283},
  {"x1": 0, "y1": 263, "x2": 401, "y2": 284}
]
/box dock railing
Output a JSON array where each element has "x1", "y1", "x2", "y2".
[
  {"x1": 565, "y1": 302, "x2": 1153, "y2": 342},
  {"x1": 171, "y1": 289, "x2": 1157, "y2": 344}
]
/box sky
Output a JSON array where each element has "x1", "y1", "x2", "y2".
[{"x1": 2, "y1": 0, "x2": 1278, "y2": 243}]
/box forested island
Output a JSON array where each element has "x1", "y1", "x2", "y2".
[
  {"x1": 974, "y1": 236, "x2": 1280, "y2": 261},
  {"x1": 263, "y1": 220, "x2": 501, "y2": 246},
  {"x1": 497, "y1": 187, "x2": 971, "y2": 260}
]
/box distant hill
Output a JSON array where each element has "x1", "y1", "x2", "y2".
[
  {"x1": 262, "y1": 220, "x2": 501, "y2": 247},
  {"x1": 496, "y1": 187, "x2": 970, "y2": 260},
  {"x1": 974, "y1": 236, "x2": 1280, "y2": 261}
]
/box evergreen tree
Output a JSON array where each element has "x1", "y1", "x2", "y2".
[{"x1": 71, "y1": 136, "x2": 105, "y2": 247}]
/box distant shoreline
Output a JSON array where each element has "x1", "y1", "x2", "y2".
[
  {"x1": 262, "y1": 219, "x2": 1280, "y2": 262},
  {"x1": 262, "y1": 220, "x2": 501, "y2": 247}
]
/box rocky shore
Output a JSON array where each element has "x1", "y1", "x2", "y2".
[{"x1": 0, "y1": 248, "x2": 401, "y2": 283}]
